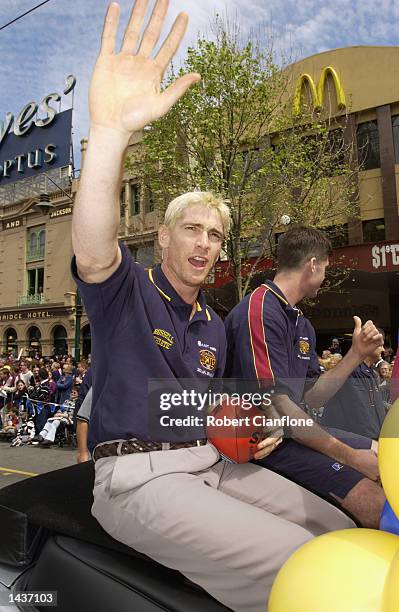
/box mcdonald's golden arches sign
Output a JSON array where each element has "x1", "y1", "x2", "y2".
[{"x1": 293, "y1": 66, "x2": 346, "y2": 115}]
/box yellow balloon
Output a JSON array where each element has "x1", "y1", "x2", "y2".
[
  {"x1": 379, "y1": 398, "x2": 399, "y2": 518},
  {"x1": 382, "y1": 547, "x2": 399, "y2": 612},
  {"x1": 269, "y1": 529, "x2": 399, "y2": 612}
]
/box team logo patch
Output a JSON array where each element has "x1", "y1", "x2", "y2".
[
  {"x1": 331, "y1": 462, "x2": 343, "y2": 471},
  {"x1": 299, "y1": 340, "x2": 310, "y2": 355},
  {"x1": 199, "y1": 349, "x2": 216, "y2": 372},
  {"x1": 153, "y1": 328, "x2": 174, "y2": 350}
]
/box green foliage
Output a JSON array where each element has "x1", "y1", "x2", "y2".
[{"x1": 126, "y1": 16, "x2": 358, "y2": 304}]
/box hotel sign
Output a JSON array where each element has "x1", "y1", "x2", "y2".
[
  {"x1": 0, "y1": 308, "x2": 71, "y2": 321},
  {"x1": 293, "y1": 66, "x2": 346, "y2": 115}
]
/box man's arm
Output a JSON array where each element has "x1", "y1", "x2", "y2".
[
  {"x1": 305, "y1": 316, "x2": 383, "y2": 409},
  {"x1": 76, "y1": 420, "x2": 90, "y2": 464},
  {"x1": 72, "y1": 0, "x2": 200, "y2": 284},
  {"x1": 272, "y1": 393, "x2": 379, "y2": 481}
]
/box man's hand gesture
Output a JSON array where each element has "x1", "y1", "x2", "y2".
[
  {"x1": 89, "y1": 0, "x2": 200, "y2": 141},
  {"x1": 351, "y1": 316, "x2": 383, "y2": 361}
]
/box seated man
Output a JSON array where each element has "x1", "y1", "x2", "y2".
[
  {"x1": 225, "y1": 226, "x2": 385, "y2": 528},
  {"x1": 70, "y1": 4, "x2": 355, "y2": 611}
]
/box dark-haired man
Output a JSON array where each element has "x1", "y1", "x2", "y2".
[{"x1": 225, "y1": 225, "x2": 386, "y2": 528}]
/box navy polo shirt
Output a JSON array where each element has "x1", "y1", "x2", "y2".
[
  {"x1": 224, "y1": 281, "x2": 320, "y2": 402},
  {"x1": 321, "y1": 363, "x2": 386, "y2": 439},
  {"x1": 71, "y1": 243, "x2": 226, "y2": 451}
]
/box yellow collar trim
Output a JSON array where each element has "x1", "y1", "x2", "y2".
[
  {"x1": 262, "y1": 284, "x2": 288, "y2": 306},
  {"x1": 148, "y1": 268, "x2": 171, "y2": 302}
]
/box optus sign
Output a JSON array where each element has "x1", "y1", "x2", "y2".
[{"x1": 0, "y1": 77, "x2": 75, "y2": 185}]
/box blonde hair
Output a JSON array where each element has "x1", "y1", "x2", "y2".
[{"x1": 164, "y1": 191, "x2": 231, "y2": 236}]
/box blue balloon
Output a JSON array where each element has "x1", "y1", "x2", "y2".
[{"x1": 380, "y1": 500, "x2": 399, "y2": 535}]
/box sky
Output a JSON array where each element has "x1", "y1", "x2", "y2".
[{"x1": 1, "y1": 0, "x2": 399, "y2": 171}]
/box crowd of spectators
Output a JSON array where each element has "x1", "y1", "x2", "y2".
[{"x1": 0, "y1": 353, "x2": 90, "y2": 448}]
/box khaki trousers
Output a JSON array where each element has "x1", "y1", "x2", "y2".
[{"x1": 92, "y1": 443, "x2": 355, "y2": 612}]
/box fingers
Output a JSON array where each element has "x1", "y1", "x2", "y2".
[
  {"x1": 155, "y1": 12, "x2": 189, "y2": 75},
  {"x1": 253, "y1": 437, "x2": 282, "y2": 460},
  {"x1": 138, "y1": 0, "x2": 169, "y2": 57},
  {"x1": 120, "y1": 0, "x2": 149, "y2": 54},
  {"x1": 100, "y1": 3, "x2": 120, "y2": 55},
  {"x1": 157, "y1": 72, "x2": 201, "y2": 116},
  {"x1": 256, "y1": 436, "x2": 282, "y2": 452}
]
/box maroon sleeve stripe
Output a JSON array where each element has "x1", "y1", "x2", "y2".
[{"x1": 248, "y1": 286, "x2": 275, "y2": 386}]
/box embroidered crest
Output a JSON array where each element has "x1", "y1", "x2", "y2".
[
  {"x1": 299, "y1": 340, "x2": 310, "y2": 355},
  {"x1": 199, "y1": 349, "x2": 216, "y2": 372}
]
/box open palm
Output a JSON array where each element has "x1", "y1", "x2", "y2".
[{"x1": 89, "y1": 0, "x2": 200, "y2": 135}]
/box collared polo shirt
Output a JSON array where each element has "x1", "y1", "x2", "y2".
[
  {"x1": 224, "y1": 280, "x2": 320, "y2": 402},
  {"x1": 321, "y1": 362, "x2": 386, "y2": 439},
  {"x1": 71, "y1": 243, "x2": 226, "y2": 451}
]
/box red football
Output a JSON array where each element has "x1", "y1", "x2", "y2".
[{"x1": 206, "y1": 398, "x2": 265, "y2": 463}]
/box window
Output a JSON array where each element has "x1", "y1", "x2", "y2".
[
  {"x1": 147, "y1": 189, "x2": 155, "y2": 213},
  {"x1": 362, "y1": 219, "x2": 385, "y2": 243},
  {"x1": 27, "y1": 268, "x2": 44, "y2": 295},
  {"x1": 27, "y1": 226, "x2": 45, "y2": 261},
  {"x1": 392, "y1": 115, "x2": 399, "y2": 164},
  {"x1": 120, "y1": 187, "x2": 126, "y2": 218},
  {"x1": 130, "y1": 183, "x2": 141, "y2": 216},
  {"x1": 357, "y1": 121, "x2": 380, "y2": 170}
]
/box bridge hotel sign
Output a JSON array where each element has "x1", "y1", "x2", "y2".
[
  {"x1": 0, "y1": 76, "x2": 76, "y2": 185},
  {"x1": 0, "y1": 308, "x2": 71, "y2": 322}
]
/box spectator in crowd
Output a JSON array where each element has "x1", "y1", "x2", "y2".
[
  {"x1": 47, "y1": 371, "x2": 57, "y2": 403},
  {"x1": 382, "y1": 346, "x2": 394, "y2": 363},
  {"x1": 56, "y1": 364, "x2": 74, "y2": 404},
  {"x1": 17, "y1": 362, "x2": 34, "y2": 387},
  {"x1": 377, "y1": 360, "x2": 392, "y2": 411},
  {"x1": 13, "y1": 380, "x2": 28, "y2": 412},
  {"x1": 31, "y1": 387, "x2": 77, "y2": 447},
  {"x1": 51, "y1": 362, "x2": 62, "y2": 382},
  {"x1": 1, "y1": 407, "x2": 19, "y2": 435},
  {"x1": 321, "y1": 350, "x2": 331, "y2": 359},
  {"x1": 74, "y1": 361, "x2": 88, "y2": 386},
  {"x1": 329, "y1": 338, "x2": 342, "y2": 354}
]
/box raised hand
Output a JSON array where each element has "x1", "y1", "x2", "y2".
[
  {"x1": 351, "y1": 316, "x2": 384, "y2": 361},
  {"x1": 89, "y1": 0, "x2": 200, "y2": 138}
]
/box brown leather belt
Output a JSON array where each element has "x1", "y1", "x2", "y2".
[{"x1": 93, "y1": 437, "x2": 207, "y2": 462}]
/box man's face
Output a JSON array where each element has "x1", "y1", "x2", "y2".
[
  {"x1": 70, "y1": 389, "x2": 78, "y2": 400},
  {"x1": 303, "y1": 257, "x2": 329, "y2": 298},
  {"x1": 20, "y1": 363, "x2": 27, "y2": 372},
  {"x1": 159, "y1": 204, "x2": 224, "y2": 289}
]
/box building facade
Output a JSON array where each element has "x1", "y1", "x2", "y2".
[{"x1": 0, "y1": 46, "x2": 398, "y2": 356}]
